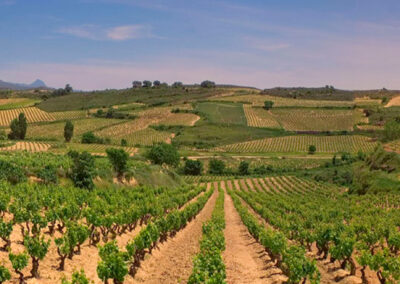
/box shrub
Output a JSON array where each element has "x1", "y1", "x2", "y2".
[
  {"x1": 37, "y1": 165, "x2": 58, "y2": 184},
  {"x1": 308, "y1": 145, "x2": 316, "y2": 155},
  {"x1": 64, "y1": 120, "x2": 74, "y2": 142},
  {"x1": 184, "y1": 159, "x2": 203, "y2": 175},
  {"x1": 121, "y1": 139, "x2": 127, "y2": 146},
  {"x1": 172, "y1": 82, "x2": 183, "y2": 88},
  {"x1": 97, "y1": 242, "x2": 128, "y2": 284},
  {"x1": 0, "y1": 130, "x2": 7, "y2": 140},
  {"x1": 0, "y1": 160, "x2": 26, "y2": 184},
  {"x1": 264, "y1": 101, "x2": 274, "y2": 110},
  {"x1": 62, "y1": 269, "x2": 92, "y2": 284},
  {"x1": 208, "y1": 159, "x2": 225, "y2": 175},
  {"x1": 81, "y1": 132, "x2": 106, "y2": 144},
  {"x1": 0, "y1": 265, "x2": 11, "y2": 284},
  {"x1": 146, "y1": 143, "x2": 180, "y2": 167},
  {"x1": 383, "y1": 119, "x2": 400, "y2": 141}
]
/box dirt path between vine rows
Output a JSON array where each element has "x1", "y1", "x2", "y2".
[
  {"x1": 222, "y1": 184, "x2": 286, "y2": 284},
  {"x1": 129, "y1": 185, "x2": 218, "y2": 284}
]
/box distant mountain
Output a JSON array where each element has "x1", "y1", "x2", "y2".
[{"x1": 0, "y1": 79, "x2": 48, "y2": 90}]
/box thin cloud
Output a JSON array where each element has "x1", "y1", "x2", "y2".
[{"x1": 58, "y1": 24, "x2": 153, "y2": 41}]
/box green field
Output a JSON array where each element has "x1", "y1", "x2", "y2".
[{"x1": 195, "y1": 102, "x2": 247, "y2": 125}]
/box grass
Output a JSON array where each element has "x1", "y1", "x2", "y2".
[
  {"x1": 37, "y1": 87, "x2": 229, "y2": 112},
  {"x1": 173, "y1": 123, "x2": 287, "y2": 149},
  {"x1": 195, "y1": 102, "x2": 247, "y2": 125}
]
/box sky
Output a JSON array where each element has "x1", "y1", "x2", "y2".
[{"x1": 1, "y1": 0, "x2": 400, "y2": 90}]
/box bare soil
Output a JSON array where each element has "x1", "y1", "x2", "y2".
[
  {"x1": 222, "y1": 185, "x2": 286, "y2": 284},
  {"x1": 129, "y1": 187, "x2": 218, "y2": 284}
]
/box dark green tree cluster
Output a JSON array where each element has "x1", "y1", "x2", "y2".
[
  {"x1": 8, "y1": 113, "x2": 27, "y2": 140},
  {"x1": 183, "y1": 159, "x2": 203, "y2": 175},
  {"x1": 106, "y1": 148, "x2": 129, "y2": 180},
  {"x1": 263, "y1": 100, "x2": 274, "y2": 110},
  {"x1": 200, "y1": 80, "x2": 216, "y2": 88},
  {"x1": 68, "y1": 151, "x2": 96, "y2": 190},
  {"x1": 146, "y1": 143, "x2": 180, "y2": 167}
]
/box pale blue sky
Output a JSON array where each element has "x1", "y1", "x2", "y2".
[{"x1": 1, "y1": 0, "x2": 400, "y2": 90}]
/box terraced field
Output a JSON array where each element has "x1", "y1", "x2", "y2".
[
  {"x1": 243, "y1": 105, "x2": 280, "y2": 128},
  {"x1": 27, "y1": 118, "x2": 126, "y2": 141},
  {"x1": 0, "y1": 141, "x2": 51, "y2": 152},
  {"x1": 215, "y1": 135, "x2": 377, "y2": 153},
  {"x1": 0, "y1": 107, "x2": 55, "y2": 126}
]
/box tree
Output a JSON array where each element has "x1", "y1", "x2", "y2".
[
  {"x1": 208, "y1": 159, "x2": 225, "y2": 175},
  {"x1": 65, "y1": 84, "x2": 73, "y2": 93},
  {"x1": 172, "y1": 81, "x2": 183, "y2": 88},
  {"x1": 183, "y1": 159, "x2": 203, "y2": 175},
  {"x1": 264, "y1": 101, "x2": 274, "y2": 110},
  {"x1": 106, "y1": 148, "x2": 129, "y2": 180},
  {"x1": 69, "y1": 151, "x2": 96, "y2": 190},
  {"x1": 200, "y1": 80, "x2": 216, "y2": 88},
  {"x1": 64, "y1": 120, "x2": 74, "y2": 142},
  {"x1": 153, "y1": 80, "x2": 161, "y2": 87},
  {"x1": 308, "y1": 145, "x2": 316, "y2": 155},
  {"x1": 8, "y1": 113, "x2": 27, "y2": 140},
  {"x1": 146, "y1": 143, "x2": 180, "y2": 166},
  {"x1": 238, "y1": 161, "x2": 250, "y2": 175},
  {"x1": 121, "y1": 139, "x2": 127, "y2": 146},
  {"x1": 142, "y1": 80, "x2": 152, "y2": 88},
  {"x1": 9, "y1": 252, "x2": 28, "y2": 284},
  {"x1": 132, "y1": 81, "x2": 142, "y2": 88}
]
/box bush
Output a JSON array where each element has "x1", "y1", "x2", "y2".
[
  {"x1": 264, "y1": 101, "x2": 274, "y2": 110},
  {"x1": 106, "y1": 148, "x2": 129, "y2": 179},
  {"x1": 308, "y1": 145, "x2": 316, "y2": 155},
  {"x1": 238, "y1": 161, "x2": 250, "y2": 175},
  {"x1": 383, "y1": 119, "x2": 400, "y2": 141},
  {"x1": 69, "y1": 151, "x2": 96, "y2": 190},
  {"x1": 184, "y1": 159, "x2": 203, "y2": 175},
  {"x1": 0, "y1": 266, "x2": 11, "y2": 283},
  {"x1": 121, "y1": 139, "x2": 127, "y2": 146},
  {"x1": 146, "y1": 143, "x2": 180, "y2": 167},
  {"x1": 37, "y1": 165, "x2": 58, "y2": 184},
  {"x1": 0, "y1": 160, "x2": 26, "y2": 184},
  {"x1": 81, "y1": 132, "x2": 107, "y2": 144},
  {"x1": 208, "y1": 159, "x2": 225, "y2": 175},
  {"x1": 0, "y1": 130, "x2": 7, "y2": 140}
]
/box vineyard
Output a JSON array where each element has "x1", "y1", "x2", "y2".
[
  {"x1": 269, "y1": 109, "x2": 365, "y2": 132},
  {"x1": 0, "y1": 141, "x2": 51, "y2": 152},
  {"x1": 157, "y1": 113, "x2": 200, "y2": 126},
  {"x1": 50, "y1": 143, "x2": 138, "y2": 156},
  {"x1": 215, "y1": 135, "x2": 377, "y2": 153},
  {"x1": 384, "y1": 139, "x2": 400, "y2": 154},
  {"x1": 121, "y1": 128, "x2": 173, "y2": 146},
  {"x1": 27, "y1": 118, "x2": 126, "y2": 142},
  {"x1": 50, "y1": 110, "x2": 88, "y2": 121},
  {"x1": 210, "y1": 94, "x2": 355, "y2": 108},
  {"x1": 243, "y1": 105, "x2": 281, "y2": 128},
  {"x1": 0, "y1": 107, "x2": 55, "y2": 126},
  {"x1": 0, "y1": 98, "x2": 40, "y2": 110}
]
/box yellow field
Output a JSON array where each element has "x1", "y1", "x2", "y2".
[
  {"x1": 50, "y1": 143, "x2": 138, "y2": 156},
  {"x1": 0, "y1": 107, "x2": 55, "y2": 126},
  {"x1": 0, "y1": 141, "x2": 51, "y2": 152},
  {"x1": 122, "y1": 128, "x2": 173, "y2": 146},
  {"x1": 385, "y1": 95, "x2": 400, "y2": 107},
  {"x1": 243, "y1": 105, "x2": 280, "y2": 128}
]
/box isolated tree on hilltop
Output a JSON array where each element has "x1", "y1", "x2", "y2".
[
  {"x1": 8, "y1": 113, "x2": 27, "y2": 140},
  {"x1": 65, "y1": 84, "x2": 73, "y2": 93},
  {"x1": 200, "y1": 80, "x2": 216, "y2": 88},
  {"x1": 153, "y1": 80, "x2": 161, "y2": 87},
  {"x1": 64, "y1": 120, "x2": 74, "y2": 142}
]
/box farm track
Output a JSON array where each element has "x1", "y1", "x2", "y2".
[
  {"x1": 130, "y1": 186, "x2": 218, "y2": 284},
  {"x1": 222, "y1": 182, "x2": 285, "y2": 284}
]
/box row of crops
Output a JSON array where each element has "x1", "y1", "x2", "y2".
[
  {"x1": 215, "y1": 135, "x2": 377, "y2": 153},
  {"x1": 0, "y1": 181, "x2": 211, "y2": 283},
  {"x1": 211, "y1": 176, "x2": 400, "y2": 283}
]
